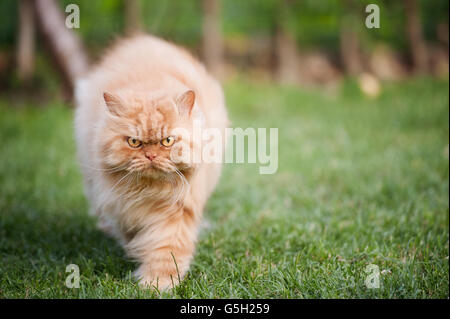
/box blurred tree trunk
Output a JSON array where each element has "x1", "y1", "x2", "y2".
[
  {"x1": 403, "y1": 0, "x2": 429, "y2": 73},
  {"x1": 339, "y1": 0, "x2": 363, "y2": 75},
  {"x1": 33, "y1": 0, "x2": 89, "y2": 98},
  {"x1": 16, "y1": 0, "x2": 35, "y2": 82},
  {"x1": 436, "y1": 23, "x2": 449, "y2": 50},
  {"x1": 202, "y1": 0, "x2": 224, "y2": 79},
  {"x1": 274, "y1": 0, "x2": 300, "y2": 84},
  {"x1": 124, "y1": 0, "x2": 142, "y2": 35}
]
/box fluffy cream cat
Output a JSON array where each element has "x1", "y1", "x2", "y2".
[{"x1": 74, "y1": 35, "x2": 228, "y2": 289}]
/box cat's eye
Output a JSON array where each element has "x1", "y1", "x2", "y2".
[
  {"x1": 127, "y1": 137, "x2": 142, "y2": 148},
  {"x1": 161, "y1": 136, "x2": 175, "y2": 147}
]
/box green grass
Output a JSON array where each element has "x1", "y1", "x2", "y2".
[{"x1": 0, "y1": 78, "x2": 448, "y2": 298}]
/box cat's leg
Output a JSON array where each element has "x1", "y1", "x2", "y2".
[
  {"x1": 129, "y1": 208, "x2": 199, "y2": 290},
  {"x1": 97, "y1": 214, "x2": 129, "y2": 246}
]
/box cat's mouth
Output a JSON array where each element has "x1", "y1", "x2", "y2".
[
  {"x1": 121, "y1": 157, "x2": 183, "y2": 178},
  {"x1": 139, "y1": 160, "x2": 177, "y2": 177}
]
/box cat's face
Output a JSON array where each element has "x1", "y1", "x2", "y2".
[{"x1": 98, "y1": 90, "x2": 199, "y2": 179}]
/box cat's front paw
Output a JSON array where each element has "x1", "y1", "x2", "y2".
[{"x1": 134, "y1": 267, "x2": 180, "y2": 291}]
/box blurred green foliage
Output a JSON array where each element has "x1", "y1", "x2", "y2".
[
  {"x1": 0, "y1": 0, "x2": 18, "y2": 49},
  {"x1": 60, "y1": 0, "x2": 124, "y2": 47},
  {"x1": 0, "y1": 0, "x2": 448, "y2": 53}
]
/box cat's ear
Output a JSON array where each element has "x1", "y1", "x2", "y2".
[
  {"x1": 103, "y1": 92, "x2": 125, "y2": 116},
  {"x1": 176, "y1": 90, "x2": 195, "y2": 117}
]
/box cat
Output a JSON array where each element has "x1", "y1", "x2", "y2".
[{"x1": 74, "y1": 35, "x2": 229, "y2": 290}]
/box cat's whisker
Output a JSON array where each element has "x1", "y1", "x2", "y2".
[
  {"x1": 78, "y1": 162, "x2": 127, "y2": 172},
  {"x1": 173, "y1": 168, "x2": 190, "y2": 205},
  {"x1": 108, "y1": 171, "x2": 134, "y2": 196},
  {"x1": 165, "y1": 175, "x2": 176, "y2": 207},
  {"x1": 173, "y1": 174, "x2": 184, "y2": 206}
]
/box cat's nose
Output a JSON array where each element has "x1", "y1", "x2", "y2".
[{"x1": 145, "y1": 153, "x2": 157, "y2": 161}]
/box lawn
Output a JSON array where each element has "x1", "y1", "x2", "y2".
[{"x1": 0, "y1": 78, "x2": 448, "y2": 298}]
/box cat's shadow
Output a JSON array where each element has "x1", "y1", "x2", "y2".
[{"x1": 2, "y1": 206, "x2": 136, "y2": 283}]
